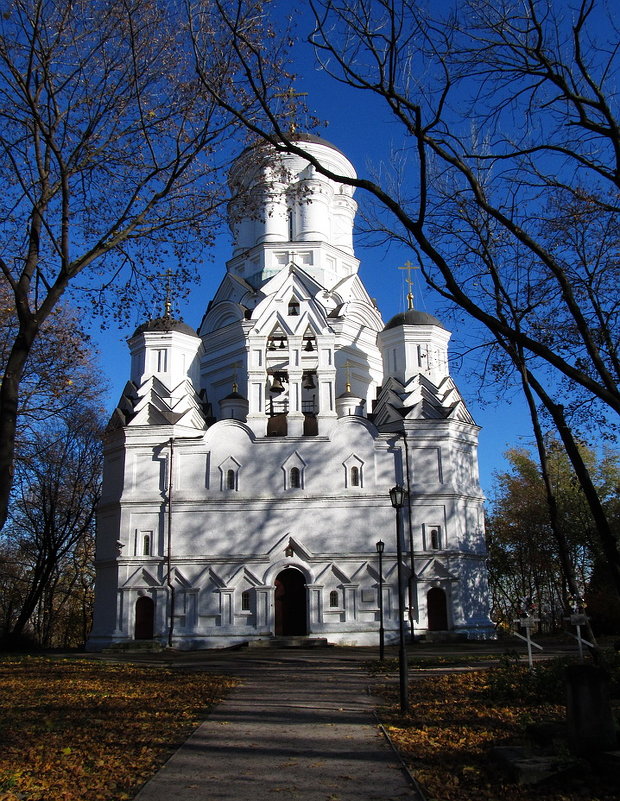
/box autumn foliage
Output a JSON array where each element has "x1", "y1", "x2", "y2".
[
  {"x1": 378, "y1": 658, "x2": 619, "y2": 801},
  {"x1": 0, "y1": 657, "x2": 236, "y2": 801}
]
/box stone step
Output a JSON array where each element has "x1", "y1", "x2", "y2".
[
  {"x1": 104, "y1": 640, "x2": 165, "y2": 653},
  {"x1": 418, "y1": 631, "x2": 469, "y2": 643},
  {"x1": 247, "y1": 636, "x2": 331, "y2": 649}
]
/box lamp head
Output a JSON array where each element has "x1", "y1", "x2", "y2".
[{"x1": 389, "y1": 484, "x2": 406, "y2": 508}]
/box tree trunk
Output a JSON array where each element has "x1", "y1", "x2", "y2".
[
  {"x1": 528, "y1": 373, "x2": 620, "y2": 600},
  {"x1": 515, "y1": 354, "x2": 596, "y2": 638},
  {"x1": 10, "y1": 547, "x2": 58, "y2": 639},
  {"x1": 0, "y1": 324, "x2": 38, "y2": 532}
]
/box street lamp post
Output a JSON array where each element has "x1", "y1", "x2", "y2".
[
  {"x1": 389, "y1": 484, "x2": 409, "y2": 712},
  {"x1": 376, "y1": 540, "x2": 385, "y2": 661}
]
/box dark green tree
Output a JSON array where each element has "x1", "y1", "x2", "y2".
[{"x1": 487, "y1": 443, "x2": 619, "y2": 632}]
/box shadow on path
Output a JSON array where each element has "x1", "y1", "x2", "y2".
[{"x1": 131, "y1": 648, "x2": 420, "y2": 801}]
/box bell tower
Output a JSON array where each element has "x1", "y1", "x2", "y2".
[
  {"x1": 226, "y1": 134, "x2": 359, "y2": 290},
  {"x1": 200, "y1": 135, "x2": 384, "y2": 436}
]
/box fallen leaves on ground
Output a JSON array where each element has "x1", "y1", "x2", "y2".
[
  {"x1": 378, "y1": 669, "x2": 618, "y2": 801},
  {"x1": 0, "y1": 656, "x2": 236, "y2": 801}
]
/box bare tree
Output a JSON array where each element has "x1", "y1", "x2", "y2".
[
  {"x1": 3, "y1": 408, "x2": 103, "y2": 644},
  {"x1": 0, "y1": 283, "x2": 102, "y2": 443},
  {"x1": 0, "y1": 0, "x2": 249, "y2": 531},
  {"x1": 1, "y1": 292, "x2": 105, "y2": 647},
  {"x1": 195, "y1": 0, "x2": 620, "y2": 594}
]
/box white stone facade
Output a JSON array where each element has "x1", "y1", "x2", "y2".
[{"x1": 87, "y1": 135, "x2": 493, "y2": 650}]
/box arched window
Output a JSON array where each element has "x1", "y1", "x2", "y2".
[
  {"x1": 288, "y1": 297, "x2": 300, "y2": 316},
  {"x1": 290, "y1": 467, "x2": 301, "y2": 488},
  {"x1": 344, "y1": 456, "x2": 364, "y2": 488},
  {"x1": 430, "y1": 527, "x2": 441, "y2": 549},
  {"x1": 143, "y1": 534, "x2": 151, "y2": 556},
  {"x1": 226, "y1": 469, "x2": 236, "y2": 490},
  {"x1": 241, "y1": 590, "x2": 250, "y2": 611},
  {"x1": 329, "y1": 590, "x2": 339, "y2": 608}
]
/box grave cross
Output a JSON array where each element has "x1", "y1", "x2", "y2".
[
  {"x1": 513, "y1": 598, "x2": 542, "y2": 670},
  {"x1": 565, "y1": 596, "x2": 593, "y2": 663}
]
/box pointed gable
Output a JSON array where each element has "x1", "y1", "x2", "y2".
[{"x1": 417, "y1": 558, "x2": 459, "y2": 582}]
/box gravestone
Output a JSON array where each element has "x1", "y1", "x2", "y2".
[{"x1": 566, "y1": 664, "x2": 617, "y2": 755}]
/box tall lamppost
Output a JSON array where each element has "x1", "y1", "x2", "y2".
[
  {"x1": 376, "y1": 540, "x2": 385, "y2": 661},
  {"x1": 389, "y1": 484, "x2": 409, "y2": 712}
]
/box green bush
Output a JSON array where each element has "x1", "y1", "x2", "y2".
[
  {"x1": 484, "y1": 655, "x2": 574, "y2": 704},
  {"x1": 484, "y1": 651, "x2": 620, "y2": 705}
]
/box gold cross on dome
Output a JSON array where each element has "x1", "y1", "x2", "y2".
[
  {"x1": 156, "y1": 269, "x2": 175, "y2": 316},
  {"x1": 231, "y1": 362, "x2": 241, "y2": 393},
  {"x1": 275, "y1": 87, "x2": 309, "y2": 134},
  {"x1": 343, "y1": 360, "x2": 353, "y2": 393},
  {"x1": 398, "y1": 260, "x2": 419, "y2": 310}
]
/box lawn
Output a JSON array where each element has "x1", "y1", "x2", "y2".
[
  {"x1": 0, "y1": 656, "x2": 236, "y2": 801},
  {"x1": 376, "y1": 655, "x2": 620, "y2": 801}
]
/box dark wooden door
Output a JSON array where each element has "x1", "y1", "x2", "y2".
[
  {"x1": 135, "y1": 596, "x2": 154, "y2": 640},
  {"x1": 427, "y1": 587, "x2": 448, "y2": 631},
  {"x1": 274, "y1": 569, "x2": 307, "y2": 636}
]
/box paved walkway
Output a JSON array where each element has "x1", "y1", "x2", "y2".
[{"x1": 131, "y1": 648, "x2": 421, "y2": 801}]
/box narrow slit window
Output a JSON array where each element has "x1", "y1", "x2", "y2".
[
  {"x1": 143, "y1": 534, "x2": 151, "y2": 556},
  {"x1": 290, "y1": 467, "x2": 301, "y2": 488},
  {"x1": 287, "y1": 210, "x2": 294, "y2": 241},
  {"x1": 430, "y1": 527, "x2": 441, "y2": 549},
  {"x1": 350, "y1": 466, "x2": 360, "y2": 487},
  {"x1": 156, "y1": 349, "x2": 168, "y2": 372},
  {"x1": 226, "y1": 469, "x2": 236, "y2": 490}
]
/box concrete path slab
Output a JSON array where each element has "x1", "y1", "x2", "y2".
[{"x1": 132, "y1": 649, "x2": 420, "y2": 801}]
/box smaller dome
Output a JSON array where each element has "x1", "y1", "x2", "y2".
[
  {"x1": 383, "y1": 310, "x2": 445, "y2": 331},
  {"x1": 132, "y1": 315, "x2": 198, "y2": 339},
  {"x1": 223, "y1": 390, "x2": 247, "y2": 401}
]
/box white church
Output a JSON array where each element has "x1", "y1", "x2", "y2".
[{"x1": 87, "y1": 135, "x2": 493, "y2": 651}]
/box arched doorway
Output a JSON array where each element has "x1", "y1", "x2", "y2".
[
  {"x1": 427, "y1": 587, "x2": 449, "y2": 631},
  {"x1": 274, "y1": 568, "x2": 307, "y2": 636},
  {"x1": 135, "y1": 596, "x2": 154, "y2": 640}
]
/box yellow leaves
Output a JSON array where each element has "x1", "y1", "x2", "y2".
[
  {"x1": 0, "y1": 656, "x2": 235, "y2": 801},
  {"x1": 377, "y1": 669, "x2": 594, "y2": 801}
]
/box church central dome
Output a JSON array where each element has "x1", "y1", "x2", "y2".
[{"x1": 226, "y1": 134, "x2": 359, "y2": 290}]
